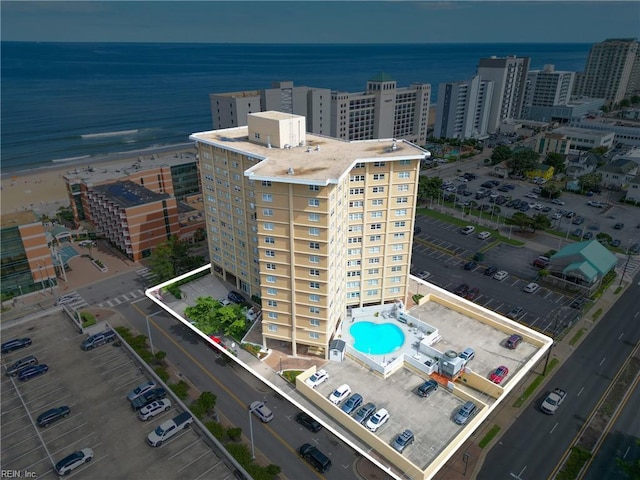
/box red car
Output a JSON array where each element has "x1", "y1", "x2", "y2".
[
  {"x1": 490, "y1": 366, "x2": 509, "y2": 384},
  {"x1": 208, "y1": 335, "x2": 228, "y2": 351},
  {"x1": 464, "y1": 288, "x2": 480, "y2": 301}
]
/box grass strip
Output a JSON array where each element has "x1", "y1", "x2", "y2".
[
  {"x1": 478, "y1": 424, "x2": 501, "y2": 448},
  {"x1": 569, "y1": 328, "x2": 587, "y2": 346},
  {"x1": 513, "y1": 358, "x2": 559, "y2": 407}
]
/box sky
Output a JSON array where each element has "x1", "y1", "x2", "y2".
[{"x1": 1, "y1": 1, "x2": 638, "y2": 44}]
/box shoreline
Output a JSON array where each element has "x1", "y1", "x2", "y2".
[{"x1": 1, "y1": 143, "x2": 197, "y2": 217}]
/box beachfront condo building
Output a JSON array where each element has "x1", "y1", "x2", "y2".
[
  {"x1": 210, "y1": 74, "x2": 431, "y2": 146},
  {"x1": 574, "y1": 38, "x2": 640, "y2": 105},
  {"x1": 522, "y1": 64, "x2": 575, "y2": 120},
  {"x1": 190, "y1": 112, "x2": 429, "y2": 358},
  {"x1": 1, "y1": 211, "x2": 57, "y2": 297},
  {"x1": 433, "y1": 75, "x2": 494, "y2": 139},
  {"x1": 476, "y1": 56, "x2": 530, "y2": 132}
]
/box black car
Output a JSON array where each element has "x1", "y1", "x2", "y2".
[
  {"x1": 352, "y1": 402, "x2": 376, "y2": 424},
  {"x1": 299, "y1": 443, "x2": 332, "y2": 473},
  {"x1": 227, "y1": 291, "x2": 246, "y2": 304},
  {"x1": 614, "y1": 223, "x2": 624, "y2": 230},
  {"x1": 463, "y1": 261, "x2": 477, "y2": 271},
  {"x1": 570, "y1": 298, "x2": 587, "y2": 309},
  {"x1": 416, "y1": 379, "x2": 438, "y2": 398},
  {"x1": 295, "y1": 412, "x2": 322, "y2": 433},
  {"x1": 483, "y1": 266, "x2": 498, "y2": 276},
  {"x1": 630, "y1": 243, "x2": 640, "y2": 254},
  {"x1": 453, "y1": 283, "x2": 470, "y2": 296},
  {"x1": 1, "y1": 338, "x2": 32, "y2": 354},
  {"x1": 18, "y1": 364, "x2": 48, "y2": 381},
  {"x1": 413, "y1": 225, "x2": 422, "y2": 234},
  {"x1": 37, "y1": 406, "x2": 71, "y2": 427},
  {"x1": 130, "y1": 388, "x2": 167, "y2": 411},
  {"x1": 610, "y1": 239, "x2": 621, "y2": 248}
]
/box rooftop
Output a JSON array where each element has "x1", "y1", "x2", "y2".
[
  {"x1": 92, "y1": 180, "x2": 170, "y2": 208},
  {"x1": 0, "y1": 211, "x2": 38, "y2": 228}
]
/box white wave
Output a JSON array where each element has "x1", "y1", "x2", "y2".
[
  {"x1": 51, "y1": 155, "x2": 91, "y2": 163},
  {"x1": 81, "y1": 129, "x2": 139, "y2": 139}
]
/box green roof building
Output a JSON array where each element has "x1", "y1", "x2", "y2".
[{"x1": 549, "y1": 240, "x2": 617, "y2": 290}]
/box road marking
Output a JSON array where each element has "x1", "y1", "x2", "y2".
[
  {"x1": 618, "y1": 332, "x2": 624, "y2": 340},
  {"x1": 599, "y1": 357, "x2": 606, "y2": 366},
  {"x1": 623, "y1": 445, "x2": 631, "y2": 459},
  {"x1": 510, "y1": 465, "x2": 527, "y2": 479},
  {"x1": 550, "y1": 423, "x2": 558, "y2": 434},
  {"x1": 577, "y1": 386, "x2": 584, "y2": 397}
]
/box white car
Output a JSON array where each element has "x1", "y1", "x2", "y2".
[
  {"x1": 218, "y1": 297, "x2": 232, "y2": 306},
  {"x1": 493, "y1": 270, "x2": 509, "y2": 281},
  {"x1": 328, "y1": 384, "x2": 351, "y2": 405},
  {"x1": 523, "y1": 282, "x2": 540, "y2": 293},
  {"x1": 552, "y1": 211, "x2": 563, "y2": 220},
  {"x1": 138, "y1": 399, "x2": 172, "y2": 421},
  {"x1": 243, "y1": 307, "x2": 259, "y2": 322},
  {"x1": 55, "y1": 448, "x2": 93, "y2": 476},
  {"x1": 305, "y1": 369, "x2": 329, "y2": 388},
  {"x1": 249, "y1": 401, "x2": 274, "y2": 423},
  {"x1": 477, "y1": 231, "x2": 491, "y2": 240},
  {"x1": 551, "y1": 199, "x2": 565, "y2": 205},
  {"x1": 127, "y1": 381, "x2": 156, "y2": 402},
  {"x1": 366, "y1": 408, "x2": 390, "y2": 432},
  {"x1": 525, "y1": 193, "x2": 538, "y2": 199},
  {"x1": 460, "y1": 225, "x2": 475, "y2": 235}
]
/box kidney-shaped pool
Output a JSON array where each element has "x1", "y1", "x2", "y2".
[{"x1": 349, "y1": 321, "x2": 405, "y2": 355}]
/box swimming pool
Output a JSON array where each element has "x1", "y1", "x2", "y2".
[{"x1": 350, "y1": 322, "x2": 405, "y2": 355}]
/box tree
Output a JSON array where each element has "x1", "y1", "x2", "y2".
[
  {"x1": 545, "y1": 153, "x2": 566, "y2": 175},
  {"x1": 616, "y1": 439, "x2": 640, "y2": 479},
  {"x1": 490, "y1": 145, "x2": 512, "y2": 166},
  {"x1": 148, "y1": 235, "x2": 205, "y2": 282},
  {"x1": 541, "y1": 184, "x2": 561, "y2": 200},
  {"x1": 578, "y1": 173, "x2": 602, "y2": 193},
  {"x1": 507, "y1": 212, "x2": 532, "y2": 232},
  {"x1": 417, "y1": 176, "x2": 442, "y2": 202},
  {"x1": 507, "y1": 149, "x2": 540, "y2": 177},
  {"x1": 185, "y1": 296, "x2": 247, "y2": 338},
  {"x1": 530, "y1": 214, "x2": 551, "y2": 233}
]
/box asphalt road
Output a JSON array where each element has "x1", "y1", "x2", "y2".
[
  {"x1": 76, "y1": 274, "x2": 361, "y2": 480},
  {"x1": 477, "y1": 274, "x2": 640, "y2": 480}
]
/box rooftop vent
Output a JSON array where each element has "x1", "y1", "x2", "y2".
[
  {"x1": 315, "y1": 145, "x2": 321, "y2": 152},
  {"x1": 306, "y1": 147, "x2": 312, "y2": 153},
  {"x1": 287, "y1": 167, "x2": 295, "y2": 175}
]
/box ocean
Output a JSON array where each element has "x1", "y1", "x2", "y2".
[{"x1": 1, "y1": 42, "x2": 592, "y2": 173}]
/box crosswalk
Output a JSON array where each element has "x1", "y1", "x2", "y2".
[
  {"x1": 136, "y1": 267, "x2": 158, "y2": 283},
  {"x1": 56, "y1": 291, "x2": 89, "y2": 310},
  {"x1": 97, "y1": 289, "x2": 146, "y2": 308}
]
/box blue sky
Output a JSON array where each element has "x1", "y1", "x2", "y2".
[{"x1": 1, "y1": 1, "x2": 638, "y2": 43}]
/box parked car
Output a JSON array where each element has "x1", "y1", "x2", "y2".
[
  {"x1": 523, "y1": 282, "x2": 540, "y2": 293},
  {"x1": 81, "y1": 329, "x2": 116, "y2": 351},
  {"x1": 490, "y1": 366, "x2": 509, "y2": 384},
  {"x1": 463, "y1": 261, "x2": 477, "y2": 271},
  {"x1": 217, "y1": 297, "x2": 232, "y2": 306},
  {"x1": 131, "y1": 388, "x2": 167, "y2": 411},
  {"x1": 55, "y1": 448, "x2": 93, "y2": 476},
  {"x1": 483, "y1": 266, "x2": 498, "y2": 276},
  {"x1": 127, "y1": 381, "x2": 157, "y2": 402},
  {"x1": 305, "y1": 369, "x2": 329, "y2": 388},
  {"x1": 610, "y1": 239, "x2": 621, "y2": 248},
  {"x1": 416, "y1": 379, "x2": 439, "y2": 397},
  {"x1": 570, "y1": 297, "x2": 587, "y2": 309},
  {"x1": 329, "y1": 384, "x2": 351, "y2": 405},
  {"x1": 460, "y1": 225, "x2": 475, "y2": 235},
  {"x1": 353, "y1": 402, "x2": 377, "y2": 424},
  {"x1": 138, "y1": 399, "x2": 172, "y2": 421},
  {"x1": 464, "y1": 288, "x2": 480, "y2": 300},
  {"x1": 551, "y1": 198, "x2": 565, "y2": 205},
  {"x1": 453, "y1": 283, "x2": 470, "y2": 296},
  {"x1": 366, "y1": 408, "x2": 390, "y2": 432},
  {"x1": 295, "y1": 412, "x2": 322, "y2": 432},
  {"x1": 583, "y1": 232, "x2": 593, "y2": 240},
  {"x1": 227, "y1": 290, "x2": 246, "y2": 304},
  {"x1": 1, "y1": 337, "x2": 32, "y2": 354},
  {"x1": 506, "y1": 306, "x2": 525, "y2": 320},
  {"x1": 249, "y1": 401, "x2": 274, "y2": 423},
  {"x1": 453, "y1": 401, "x2": 478, "y2": 425},
  {"x1": 493, "y1": 270, "x2": 509, "y2": 281},
  {"x1": 147, "y1": 412, "x2": 194, "y2": 447},
  {"x1": 5, "y1": 355, "x2": 38, "y2": 377},
  {"x1": 341, "y1": 393, "x2": 363, "y2": 414},
  {"x1": 18, "y1": 364, "x2": 48, "y2": 381},
  {"x1": 533, "y1": 256, "x2": 550, "y2": 268},
  {"x1": 413, "y1": 225, "x2": 422, "y2": 234},
  {"x1": 614, "y1": 223, "x2": 624, "y2": 230},
  {"x1": 459, "y1": 348, "x2": 475, "y2": 364},
  {"x1": 505, "y1": 334, "x2": 523, "y2": 349},
  {"x1": 477, "y1": 231, "x2": 491, "y2": 240},
  {"x1": 391, "y1": 429, "x2": 415, "y2": 453},
  {"x1": 416, "y1": 270, "x2": 431, "y2": 280},
  {"x1": 37, "y1": 405, "x2": 71, "y2": 428},
  {"x1": 299, "y1": 443, "x2": 332, "y2": 473}
]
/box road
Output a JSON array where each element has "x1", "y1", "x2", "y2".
[
  {"x1": 477, "y1": 274, "x2": 640, "y2": 480},
  {"x1": 77, "y1": 272, "x2": 362, "y2": 480}
]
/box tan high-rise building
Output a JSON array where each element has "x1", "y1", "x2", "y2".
[{"x1": 191, "y1": 112, "x2": 429, "y2": 358}]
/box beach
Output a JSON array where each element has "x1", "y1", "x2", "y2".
[{"x1": 0, "y1": 144, "x2": 195, "y2": 218}]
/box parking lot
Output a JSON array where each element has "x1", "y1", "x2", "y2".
[
  {"x1": 1, "y1": 313, "x2": 234, "y2": 479},
  {"x1": 412, "y1": 216, "x2": 584, "y2": 336}
]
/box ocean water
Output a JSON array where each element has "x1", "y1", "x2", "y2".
[{"x1": 1, "y1": 42, "x2": 591, "y2": 173}]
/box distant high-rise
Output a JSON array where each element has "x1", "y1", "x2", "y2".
[
  {"x1": 210, "y1": 74, "x2": 431, "y2": 146},
  {"x1": 573, "y1": 38, "x2": 639, "y2": 104},
  {"x1": 522, "y1": 65, "x2": 575, "y2": 121},
  {"x1": 433, "y1": 75, "x2": 494, "y2": 139},
  {"x1": 476, "y1": 56, "x2": 530, "y2": 131}
]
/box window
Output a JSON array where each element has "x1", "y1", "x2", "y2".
[
  {"x1": 368, "y1": 279, "x2": 379, "y2": 286},
  {"x1": 309, "y1": 255, "x2": 320, "y2": 263},
  {"x1": 348, "y1": 236, "x2": 362, "y2": 244},
  {"x1": 262, "y1": 181, "x2": 272, "y2": 187},
  {"x1": 310, "y1": 306, "x2": 320, "y2": 314},
  {"x1": 391, "y1": 265, "x2": 402, "y2": 272},
  {"x1": 262, "y1": 193, "x2": 273, "y2": 202},
  {"x1": 268, "y1": 325, "x2": 278, "y2": 332},
  {"x1": 267, "y1": 300, "x2": 278, "y2": 307},
  {"x1": 309, "y1": 227, "x2": 320, "y2": 236},
  {"x1": 309, "y1": 185, "x2": 320, "y2": 191},
  {"x1": 263, "y1": 208, "x2": 273, "y2": 216},
  {"x1": 268, "y1": 312, "x2": 278, "y2": 319},
  {"x1": 349, "y1": 213, "x2": 364, "y2": 220},
  {"x1": 266, "y1": 263, "x2": 276, "y2": 270},
  {"x1": 308, "y1": 198, "x2": 320, "y2": 207},
  {"x1": 309, "y1": 332, "x2": 320, "y2": 340},
  {"x1": 392, "y1": 244, "x2": 403, "y2": 251},
  {"x1": 371, "y1": 211, "x2": 383, "y2": 218},
  {"x1": 265, "y1": 250, "x2": 275, "y2": 257},
  {"x1": 310, "y1": 318, "x2": 320, "y2": 326},
  {"x1": 347, "y1": 248, "x2": 361, "y2": 255},
  {"x1": 369, "y1": 235, "x2": 381, "y2": 242},
  {"x1": 354, "y1": 162, "x2": 365, "y2": 169},
  {"x1": 368, "y1": 246, "x2": 380, "y2": 254},
  {"x1": 347, "y1": 260, "x2": 361, "y2": 267},
  {"x1": 373, "y1": 173, "x2": 385, "y2": 180},
  {"x1": 348, "y1": 225, "x2": 362, "y2": 232},
  {"x1": 368, "y1": 268, "x2": 379, "y2": 275},
  {"x1": 349, "y1": 200, "x2": 364, "y2": 207},
  {"x1": 399, "y1": 159, "x2": 411, "y2": 165},
  {"x1": 370, "y1": 223, "x2": 381, "y2": 230},
  {"x1": 392, "y1": 255, "x2": 403, "y2": 261},
  {"x1": 309, "y1": 242, "x2": 320, "y2": 250},
  {"x1": 396, "y1": 197, "x2": 408, "y2": 204},
  {"x1": 397, "y1": 184, "x2": 409, "y2": 192},
  {"x1": 266, "y1": 275, "x2": 276, "y2": 283},
  {"x1": 310, "y1": 282, "x2": 320, "y2": 289},
  {"x1": 398, "y1": 171, "x2": 410, "y2": 179},
  {"x1": 369, "y1": 258, "x2": 380, "y2": 264},
  {"x1": 373, "y1": 161, "x2": 386, "y2": 167},
  {"x1": 267, "y1": 288, "x2": 277, "y2": 295},
  {"x1": 391, "y1": 276, "x2": 401, "y2": 283},
  {"x1": 372, "y1": 186, "x2": 385, "y2": 193},
  {"x1": 350, "y1": 175, "x2": 365, "y2": 182},
  {"x1": 309, "y1": 294, "x2": 320, "y2": 302},
  {"x1": 347, "y1": 292, "x2": 360, "y2": 299},
  {"x1": 395, "y1": 209, "x2": 407, "y2": 216},
  {"x1": 372, "y1": 199, "x2": 384, "y2": 206},
  {"x1": 265, "y1": 236, "x2": 275, "y2": 244},
  {"x1": 308, "y1": 213, "x2": 320, "y2": 222},
  {"x1": 264, "y1": 222, "x2": 274, "y2": 231},
  {"x1": 309, "y1": 269, "x2": 320, "y2": 276},
  {"x1": 390, "y1": 287, "x2": 401, "y2": 294},
  {"x1": 350, "y1": 188, "x2": 365, "y2": 195},
  {"x1": 347, "y1": 281, "x2": 360, "y2": 288},
  {"x1": 366, "y1": 289, "x2": 379, "y2": 296},
  {"x1": 394, "y1": 221, "x2": 406, "y2": 227},
  {"x1": 347, "y1": 271, "x2": 361, "y2": 277}
]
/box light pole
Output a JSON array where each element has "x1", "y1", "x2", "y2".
[
  {"x1": 145, "y1": 311, "x2": 163, "y2": 355},
  {"x1": 248, "y1": 401, "x2": 266, "y2": 460},
  {"x1": 37, "y1": 265, "x2": 45, "y2": 291}
]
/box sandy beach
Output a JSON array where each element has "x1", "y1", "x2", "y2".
[{"x1": 1, "y1": 144, "x2": 195, "y2": 218}]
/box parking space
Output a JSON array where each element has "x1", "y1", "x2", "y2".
[{"x1": 1, "y1": 313, "x2": 234, "y2": 479}]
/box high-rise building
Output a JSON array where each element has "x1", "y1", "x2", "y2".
[
  {"x1": 210, "y1": 74, "x2": 431, "y2": 145},
  {"x1": 476, "y1": 56, "x2": 530, "y2": 131},
  {"x1": 433, "y1": 75, "x2": 494, "y2": 139},
  {"x1": 574, "y1": 38, "x2": 639, "y2": 104},
  {"x1": 190, "y1": 112, "x2": 429, "y2": 358},
  {"x1": 522, "y1": 64, "x2": 575, "y2": 119}
]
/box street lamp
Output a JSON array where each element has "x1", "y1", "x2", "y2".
[
  {"x1": 543, "y1": 306, "x2": 566, "y2": 375},
  {"x1": 145, "y1": 311, "x2": 163, "y2": 355},
  {"x1": 248, "y1": 401, "x2": 267, "y2": 460}
]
